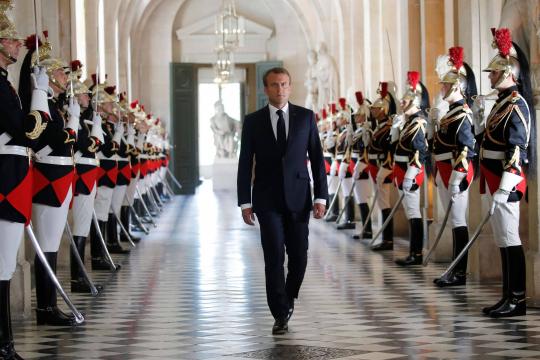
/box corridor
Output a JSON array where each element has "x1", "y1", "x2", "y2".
[{"x1": 13, "y1": 183, "x2": 540, "y2": 359}]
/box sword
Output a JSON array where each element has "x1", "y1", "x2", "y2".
[
  {"x1": 335, "y1": 180, "x2": 356, "y2": 224},
  {"x1": 25, "y1": 225, "x2": 85, "y2": 324},
  {"x1": 33, "y1": 0, "x2": 40, "y2": 66},
  {"x1": 166, "y1": 167, "x2": 182, "y2": 190},
  {"x1": 147, "y1": 185, "x2": 162, "y2": 212},
  {"x1": 438, "y1": 208, "x2": 492, "y2": 280},
  {"x1": 91, "y1": 210, "x2": 120, "y2": 271},
  {"x1": 423, "y1": 196, "x2": 455, "y2": 266},
  {"x1": 136, "y1": 187, "x2": 157, "y2": 227},
  {"x1": 369, "y1": 192, "x2": 405, "y2": 246},
  {"x1": 324, "y1": 179, "x2": 342, "y2": 220},
  {"x1": 64, "y1": 223, "x2": 99, "y2": 296},
  {"x1": 124, "y1": 195, "x2": 149, "y2": 234},
  {"x1": 158, "y1": 171, "x2": 174, "y2": 198},
  {"x1": 111, "y1": 210, "x2": 136, "y2": 247},
  {"x1": 354, "y1": 188, "x2": 379, "y2": 238},
  {"x1": 150, "y1": 185, "x2": 164, "y2": 207}
]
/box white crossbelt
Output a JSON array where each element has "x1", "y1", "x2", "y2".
[
  {"x1": 336, "y1": 154, "x2": 344, "y2": 160},
  {"x1": 351, "y1": 153, "x2": 359, "y2": 159},
  {"x1": 394, "y1": 155, "x2": 409, "y2": 163},
  {"x1": 481, "y1": 149, "x2": 505, "y2": 160},
  {"x1": 434, "y1": 152, "x2": 453, "y2": 161}
]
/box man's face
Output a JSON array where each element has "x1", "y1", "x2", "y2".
[
  {"x1": 370, "y1": 107, "x2": 385, "y2": 121},
  {"x1": 264, "y1": 73, "x2": 291, "y2": 107},
  {"x1": 354, "y1": 113, "x2": 366, "y2": 125},
  {"x1": 0, "y1": 38, "x2": 22, "y2": 61},
  {"x1": 77, "y1": 93, "x2": 90, "y2": 108},
  {"x1": 52, "y1": 68, "x2": 68, "y2": 89}
]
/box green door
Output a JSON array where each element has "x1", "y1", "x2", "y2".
[
  {"x1": 255, "y1": 61, "x2": 283, "y2": 110},
  {"x1": 170, "y1": 63, "x2": 198, "y2": 195}
]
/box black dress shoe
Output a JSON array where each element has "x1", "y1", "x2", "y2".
[
  {"x1": 371, "y1": 241, "x2": 393, "y2": 251},
  {"x1": 482, "y1": 298, "x2": 507, "y2": 315},
  {"x1": 36, "y1": 307, "x2": 80, "y2": 326},
  {"x1": 434, "y1": 274, "x2": 466, "y2": 288},
  {"x1": 395, "y1": 254, "x2": 422, "y2": 266},
  {"x1": 272, "y1": 318, "x2": 288, "y2": 335},
  {"x1": 337, "y1": 222, "x2": 355, "y2": 230},
  {"x1": 489, "y1": 297, "x2": 526, "y2": 318}
]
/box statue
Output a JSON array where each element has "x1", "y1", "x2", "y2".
[
  {"x1": 210, "y1": 100, "x2": 241, "y2": 159},
  {"x1": 304, "y1": 50, "x2": 318, "y2": 111},
  {"x1": 316, "y1": 42, "x2": 339, "y2": 110},
  {"x1": 499, "y1": 0, "x2": 540, "y2": 107}
]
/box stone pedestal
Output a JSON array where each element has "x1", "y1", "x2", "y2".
[{"x1": 213, "y1": 158, "x2": 238, "y2": 191}]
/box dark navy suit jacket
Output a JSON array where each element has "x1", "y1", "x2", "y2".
[{"x1": 237, "y1": 103, "x2": 328, "y2": 213}]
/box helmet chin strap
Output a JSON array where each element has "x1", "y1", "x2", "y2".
[
  {"x1": 442, "y1": 83, "x2": 459, "y2": 101},
  {"x1": 0, "y1": 47, "x2": 16, "y2": 65},
  {"x1": 494, "y1": 68, "x2": 512, "y2": 89}
]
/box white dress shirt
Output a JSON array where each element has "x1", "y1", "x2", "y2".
[{"x1": 240, "y1": 103, "x2": 326, "y2": 210}]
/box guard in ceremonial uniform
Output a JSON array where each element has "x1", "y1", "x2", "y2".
[
  {"x1": 335, "y1": 98, "x2": 356, "y2": 230},
  {"x1": 325, "y1": 103, "x2": 339, "y2": 221},
  {"x1": 19, "y1": 33, "x2": 81, "y2": 326},
  {"x1": 477, "y1": 28, "x2": 533, "y2": 318},
  {"x1": 69, "y1": 60, "x2": 104, "y2": 292},
  {"x1": 432, "y1": 47, "x2": 477, "y2": 287},
  {"x1": 0, "y1": 3, "x2": 50, "y2": 356},
  {"x1": 393, "y1": 72, "x2": 429, "y2": 266},
  {"x1": 351, "y1": 92, "x2": 373, "y2": 240},
  {"x1": 90, "y1": 82, "x2": 126, "y2": 270},
  {"x1": 368, "y1": 82, "x2": 397, "y2": 250}
]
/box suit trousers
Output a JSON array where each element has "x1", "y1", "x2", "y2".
[{"x1": 256, "y1": 210, "x2": 309, "y2": 320}]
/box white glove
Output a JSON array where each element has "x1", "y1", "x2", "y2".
[
  {"x1": 449, "y1": 170, "x2": 467, "y2": 196},
  {"x1": 329, "y1": 160, "x2": 338, "y2": 177},
  {"x1": 90, "y1": 112, "x2": 104, "y2": 143},
  {"x1": 31, "y1": 66, "x2": 49, "y2": 92},
  {"x1": 402, "y1": 166, "x2": 421, "y2": 192},
  {"x1": 126, "y1": 124, "x2": 136, "y2": 146},
  {"x1": 491, "y1": 189, "x2": 509, "y2": 215},
  {"x1": 338, "y1": 161, "x2": 348, "y2": 180},
  {"x1": 112, "y1": 122, "x2": 124, "y2": 144},
  {"x1": 30, "y1": 67, "x2": 50, "y2": 115},
  {"x1": 325, "y1": 131, "x2": 336, "y2": 149},
  {"x1": 376, "y1": 167, "x2": 392, "y2": 186},
  {"x1": 66, "y1": 97, "x2": 80, "y2": 133},
  {"x1": 361, "y1": 123, "x2": 371, "y2": 145},
  {"x1": 390, "y1": 115, "x2": 404, "y2": 143}
]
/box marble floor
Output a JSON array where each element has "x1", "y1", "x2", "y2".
[{"x1": 12, "y1": 182, "x2": 540, "y2": 359}]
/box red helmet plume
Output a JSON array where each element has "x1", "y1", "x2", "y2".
[
  {"x1": 355, "y1": 91, "x2": 364, "y2": 105},
  {"x1": 407, "y1": 71, "x2": 420, "y2": 90},
  {"x1": 493, "y1": 28, "x2": 512, "y2": 57},
  {"x1": 448, "y1": 47, "x2": 463, "y2": 70}
]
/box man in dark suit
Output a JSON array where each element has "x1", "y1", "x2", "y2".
[{"x1": 237, "y1": 67, "x2": 328, "y2": 335}]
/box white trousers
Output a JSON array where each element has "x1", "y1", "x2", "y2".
[
  {"x1": 32, "y1": 187, "x2": 72, "y2": 252},
  {"x1": 94, "y1": 186, "x2": 114, "y2": 221},
  {"x1": 400, "y1": 188, "x2": 422, "y2": 219},
  {"x1": 435, "y1": 172, "x2": 469, "y2": 228},
  {"x1": 111, "y1": 185, "x2": 127, "y2": 216},
  {"x1": 376, "y1": 183, "x2": 392, "y2": 210},
  {"x1": 71, "y1": 186, "x2": 97, "y2": 237},
  {"x1": 341, "y1": 177, "x2": 353, "y2": 197},
  {"x1": 484, "y1": 182, "x2": 522, "y2": 247},
  {"x1": 328, "y1": 175, "x2": 339, "y2": 194},
  {"x1": 124, "y1": 173, "x2": 139, "y2": 206},
  {"x1": 354, "y1": 178, "x2": 373, "y2": 204},
  {"x1": 0, "y1": 220, "x2": 24, "y2": 280}
]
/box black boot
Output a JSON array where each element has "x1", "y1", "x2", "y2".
[
  {"x1": 106, "y1": 213, "x2": 130, "y2": 254},
  {"x1": 337, "y1": 196, "x2": 355, "y2": 230},
  {"x1": 489, "y1": 245, "x2": 526, "y2": 318},
  {"x1": 435, "y1": 227, "x2": 468, "y2": 287},
  {"x1": 395, "y1": 218, "x2": 423, "y2": 266},
  {"x1": 0, "y1": 281, "x2": 23, "y2": 360},
  {"x1": 70, "y1": 236, "x2": 103, "y2": 293},
  {"x1": 482, "y1": 247, "x2": 508, "y2": 315},
  {"x1": 120, "y1": 206, "x2": 140, "y2": 243},
  {"x1": 35, "y1": 253, "x2": 79, "y2": 326},
  {"x1": 90, "y1": 221, "x2": 113, "y2": 270},
  {"x1": 325, "y1": 194, "x2": 339, "y2": 222},
  {"x1": 371, "y1": 208, "x2": 394, "y2": 251},
  {"x1": 143, "y1": 193, "x2": 158, "y2": 216},
  {"x1": 132, "y1": 198, "x2": 151, "y2": 228}
]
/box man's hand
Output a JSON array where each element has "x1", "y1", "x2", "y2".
[
  {"x1": 313, "y1": 203, "x2": 326, "y2": 219},
  {"x1": 242, "y1": 208, "x2": 256, "y2": 225}
]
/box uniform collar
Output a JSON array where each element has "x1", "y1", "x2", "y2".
[
  {"x1": 498, "y1": 85, "x2": 518, "y2": 100},
  {"x1": 449, "y1": 99, "x2": 465, "y2": 110}
]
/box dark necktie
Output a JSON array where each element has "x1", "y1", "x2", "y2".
[{"x1": 276, "y1": 109, "x2": 286, "y2": 156}]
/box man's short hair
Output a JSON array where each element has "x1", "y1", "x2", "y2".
[{"x1": 263, "y1": 67, "x2": 291, "y2": 87}]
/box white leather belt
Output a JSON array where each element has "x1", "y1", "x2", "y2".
[
  {"x1": 117, "y1": 157, "x2": 129, "y2": 162},
  {"x1": 139, "y1": 154, "x2": 149, "y2": 159},
  {"x1": 75, "y1": 157, "x2": 99, "y2": 166},
  {"x1": 323, "y1": 152, "x2": 332, "y2": 157},
  {"x1": 434, "y1": 152, "x2": 453, "y2": 161},
  {"x1": 351, "y1": 153, "x2": 359, "y2": 159},
  {"x1": 368, "y1": 154, "x2": 378, "y2": 160},
  {"x1": 336, "y1": 154, "x2": 344, "y2": 160},
  {"x1": 481, "y1": 149, "x2": 505, "y2": 160},
  {"x1": 36, "y1": 155, "x2": 73, "y2": 166},
  {"x1": 0, "y1": 145, "x2": 29, "y2": 157},
  {"x1": 394, "y1": 155, "x2": 409, "y2": 163}
]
